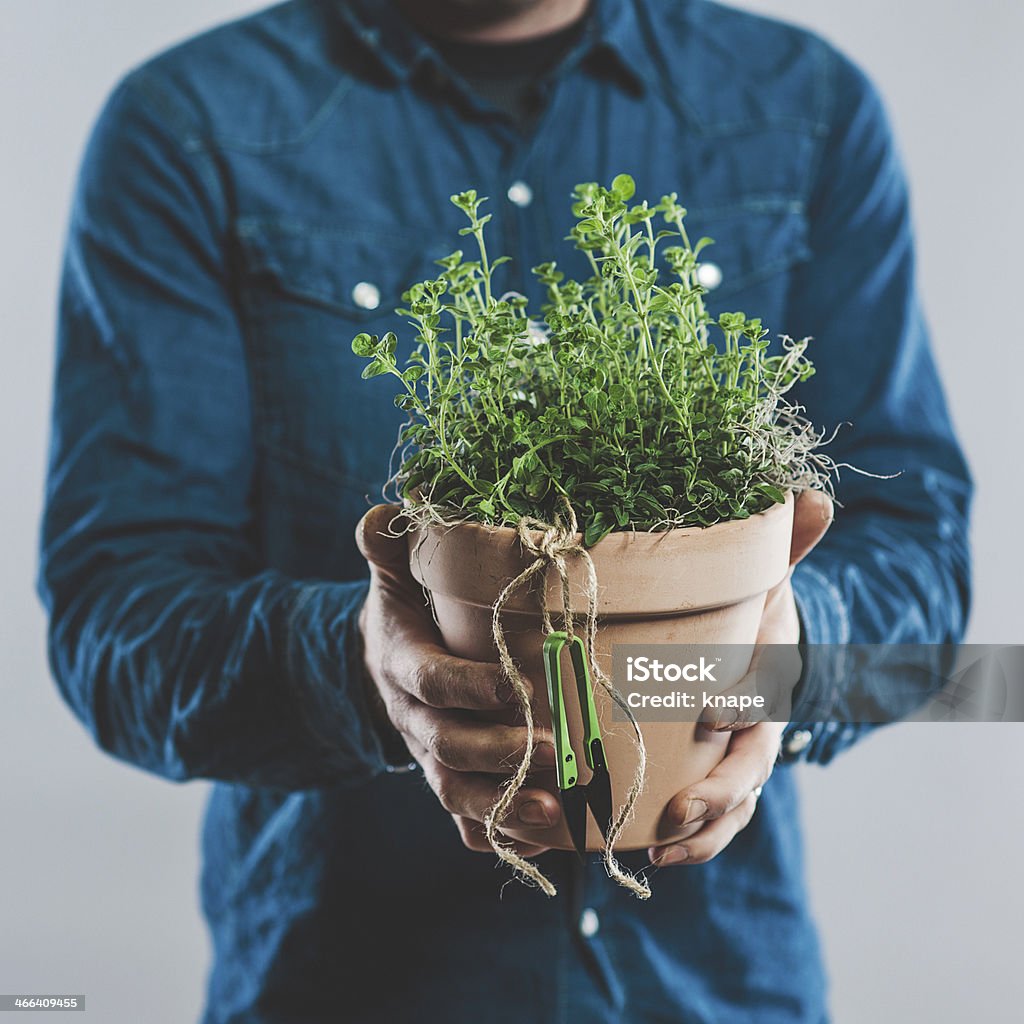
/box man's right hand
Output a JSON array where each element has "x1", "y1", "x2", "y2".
[{"x1": 356, "y1": 504, "x2": 562, "y2": 856}]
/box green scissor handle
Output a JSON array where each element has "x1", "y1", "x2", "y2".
[{"x1": 542, "y1": 631, "x2": 606, "y2": 792}]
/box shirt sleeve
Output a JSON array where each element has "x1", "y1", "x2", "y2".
[
  {"x1": 780, "y1": 47, "x2": 973, "y2": 764},
  {"x1": 39, "y1": 73, "x2": 391, "y2": 789}
]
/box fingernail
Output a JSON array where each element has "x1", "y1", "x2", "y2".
[
  {"x1": 517, "y1": 800, "x2": 553, "y2": 826},
  {"x1": 532, "y1": 742, "x2": 557, "y2": 768},
  {"x1": 713, "y1": 707, "x2": 740, "y2": 730},
  {"x1": 658, "y1": 845, "x2": 689, "y2": 865},
  {"x1": 680, "y1": 797, "x2": 708, "y2": 826}
]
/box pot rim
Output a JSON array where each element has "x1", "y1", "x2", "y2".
[
  {"x1": 408, "y1": 491, "x2": 796, "y2": 616},
  {"x1": 407, "y1": 488, "x2": 793, "y2": 546}
]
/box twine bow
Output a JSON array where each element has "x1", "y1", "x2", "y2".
[{"x1": 485, "y1": 500, "x2": 651, "y2": 899}]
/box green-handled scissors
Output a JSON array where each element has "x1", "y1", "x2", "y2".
[{"x1": 542, "y1": 631, "x2": 614, "y2": 859}]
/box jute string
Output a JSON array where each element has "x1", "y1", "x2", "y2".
[{"x1": 484, "y1": 501, "x2": 652, "y2": 899}]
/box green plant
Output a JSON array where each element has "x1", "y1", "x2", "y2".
[{"x1": 352, "y1": 174, "x2": 829, "y2": 545}]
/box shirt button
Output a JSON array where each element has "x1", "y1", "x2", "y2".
[
  {"x1": 352, "y1": 281, "x2": 381, "y2": 311},
  {"x1": 507, "y1": 180, "x2": 533, "y2": 208},
  {"x1": 784, "y1": 729, "x2": 813, "y2": 756},
  {"x1": 579, "y1": 908, "x2": 600, "y2": 938},
  {"x1": 696, "y1": 261, "x2": 722, "y2": 290}
]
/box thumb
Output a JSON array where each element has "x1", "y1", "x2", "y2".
[
  {"x1": 355, "y1": 504, "x2": 409, "y2": 571},
  {"x1": 789, "y1": 490, "x2": 834, "y2": 567}
]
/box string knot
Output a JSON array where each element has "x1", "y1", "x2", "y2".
[{"x1": 515, "y1": 504, "x2": 579, "y2": 558}]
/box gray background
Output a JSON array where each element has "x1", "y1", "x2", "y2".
[{"x1": 1, "y1": 1, "x2": 1021, "y2": 1020}]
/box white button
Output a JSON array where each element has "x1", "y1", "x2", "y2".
[
  {"x1": 784, "y1": 729, "x2": 813, "y2": 756},
  {"x1": 507, "y1": 180, "x2": 533, "y2": 208},
  {"x1": 352, "y1": 281, "x2": 381, "y2": 311},
  {"x1": 696, "y1": 261, "x2": 722, "y2": 290},
  {"x1": 579, "y1": 908, "x2": 600, "y2": 938}
]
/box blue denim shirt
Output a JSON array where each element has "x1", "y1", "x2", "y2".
[{"x1": 40, "y1": 1, "x2": 971, "y2": 1021}]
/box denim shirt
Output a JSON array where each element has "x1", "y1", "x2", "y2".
[{"x1": 40, "y1": 1, "x2": 971, "y2": 1021}]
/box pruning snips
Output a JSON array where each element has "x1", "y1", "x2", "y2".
[{"x1": 542, "y1": 631, "x2": 614, "y2": 858}]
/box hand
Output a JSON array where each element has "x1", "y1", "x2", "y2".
[
  {"x1": 356, "y1": 504, "x2": 562, "y2": 856},
  {"x1": 650, "y1": 490, "x2": 834, "y2": 867}
]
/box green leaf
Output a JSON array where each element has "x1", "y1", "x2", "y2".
[
  {"x1": 611, "y1": 173, "x2": 636, "y2": 200},
  {"x1": 450, "y1": 190, "x2": 478, "y2": 212},
  {"x1": 435, "y1": 250, "x2": 464, "y2": 270},
  {"x1": 757, "y1": 483, "x2": 787, "y2": 505},
  {"x1": 361, "y1": 360, "x2": 389, "y2": 379},
  {"x1": 351, "y1": 333, "x2": 376, "y2": 357},
  {"x1": 584, "y1": 517, "x2": 614, "y2": 548}
]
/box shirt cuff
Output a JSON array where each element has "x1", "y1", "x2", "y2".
[{"x1": 783, "y1": 562, "x2": 854, "y2": 764}]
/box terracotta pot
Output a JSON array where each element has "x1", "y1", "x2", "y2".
[{"x1": 408, "y1": 493, "x2": 794, "y2": 851}]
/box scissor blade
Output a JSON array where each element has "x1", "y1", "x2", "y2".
[
  {"x1": 561, "y1": 786, "x2": 589, "y2": 861},
  {"x1": 586, "y1": 762, "x2": 615, "y2": 845}
]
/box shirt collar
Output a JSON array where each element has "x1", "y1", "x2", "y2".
[{"x1": 337, "y1": 0, "x2": 650, "y2": 95}]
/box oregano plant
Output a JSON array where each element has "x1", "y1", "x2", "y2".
[{"x1": 352, "y1": 174, "x2": 831, "y2": 546}]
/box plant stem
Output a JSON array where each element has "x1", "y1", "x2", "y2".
[{"x1": 474, "y1": 226, "x2": 492, "y2": 306}]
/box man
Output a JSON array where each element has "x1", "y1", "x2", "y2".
[{"x1": 40, "y1": 0, "x2": 971, "y2": 1021}]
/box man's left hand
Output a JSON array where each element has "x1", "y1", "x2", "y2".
[{"x1": 650, "y1": 489, "x2": 833, "y2": 867}]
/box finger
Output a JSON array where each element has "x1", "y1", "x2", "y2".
[
  {"x1": 356, "y1": 504, "x2": 410, "y2": 571},
  {"x1": 789, "y1": 490, "x2": 833, "y2": 566},
  {"x1": 650, "y1": 792, "x2": 758, "y2": 866},
  {"x1": 664, "y1": 722, "x2": 784, "y2": 828},
  {"x1": 699, "y1": 639, "x2": 802, "y2": 731},
  {"x1": 455, "y1": 817, "x2": 552, "y2": 858},
  {"x1": 405, "y1": 704, "x2": 555, "y2": 773},
  {"x1": 388, "y1": 649, "x2": 533, "y2": 712},
  {"x1": 408, "y1": 738, "x2": 562, "y2": 827},
  {"x1": 697, "y1": 670, "x2": 765, "y2": 732}
]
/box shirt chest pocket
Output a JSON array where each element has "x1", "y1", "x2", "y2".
[
  {"x1": 681, "y1": 199, "x2": 811, "y2": 328},
  {"x1": 236, "y1": 220, "x2": 450, "y2": 575},
  {"x1": 236, "y1": 219, "x2": 450, "y2": 491}
]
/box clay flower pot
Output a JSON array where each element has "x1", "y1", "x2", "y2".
[{"x1": 408, "y1": 492, "x2": 794, "y2": 852}]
